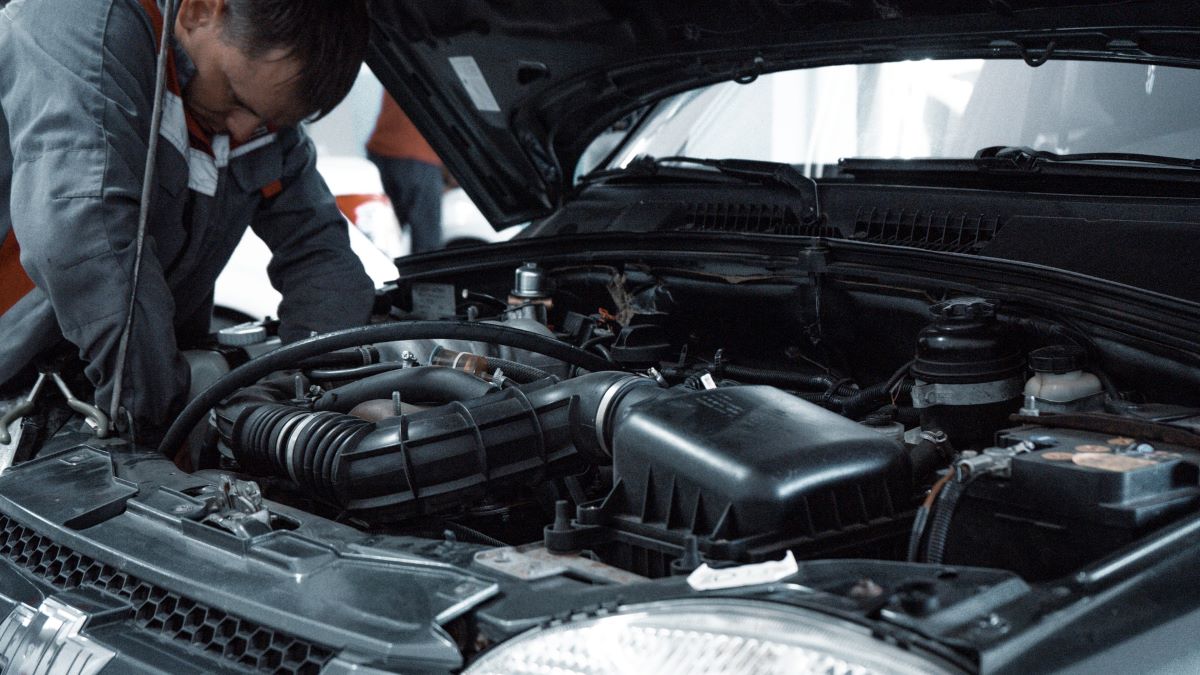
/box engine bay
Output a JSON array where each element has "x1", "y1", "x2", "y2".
[
  {"x1": 158, "y1": 258, "x2": 1200, "y2": 584},
  {"x1": 3, "y1": 249, "x2": 1200, "y2": 672}
]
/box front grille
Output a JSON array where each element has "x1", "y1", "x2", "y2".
[{"x1": 0, "y1": 515, "x2": 334, "y2": 674}]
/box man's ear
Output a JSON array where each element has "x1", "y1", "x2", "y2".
[{"x1": 176, "y1": 0, "x2": 225, "y2": 34}]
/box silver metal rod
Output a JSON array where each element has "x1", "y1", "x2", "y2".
[{"x1": 109, "y1": 0, "x2": 181, "y2": 439}]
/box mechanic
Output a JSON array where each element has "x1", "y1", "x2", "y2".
[
  {"x1": 367, "y1": 93, "x2": 446, "y2": 254},
  {"x1": 0, "y1": 0, "x2": 376, "y2": 444}
]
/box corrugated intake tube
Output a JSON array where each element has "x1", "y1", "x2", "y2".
[{"x1": 218, "y1": 372, "x2": 654, "y2": 521}]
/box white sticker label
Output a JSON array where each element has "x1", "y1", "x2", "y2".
[
  {"x1": 699, "y1": 372, "x2": 718, "y2": 390},
  {"x1": 449, "y1": 56, "x2": 502, "y2": 112},
  {"x1": 411, "y1": 283, "x2": 458, "y2": 319},
  {"x1": 687, "y1": 551, "x2": 800, "y2": 591}
]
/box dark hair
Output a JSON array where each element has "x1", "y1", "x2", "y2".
[{"x1": 221, "y1": 0, "x2": 370, "y2": 121}]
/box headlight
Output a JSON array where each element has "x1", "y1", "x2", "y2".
[{"x1": 464, "y1": 599, "x2": 961, "y2": 675}]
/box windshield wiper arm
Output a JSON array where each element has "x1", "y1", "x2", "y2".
[
  {"x1": 596, "y1": 155, "x2": 822, "y2": 224},
  {"x1": 976, "y1": 146, "x2": 1200, "y2": 170}
]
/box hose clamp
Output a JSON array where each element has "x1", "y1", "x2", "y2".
[
  {"x1": 911, "y1": 377, "x2": 1024, "y2": 409},
  {"x1": 594, "y1": 377, "x2": 650, "y2": 457}
]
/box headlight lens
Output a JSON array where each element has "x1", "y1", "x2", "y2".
[{"x1": 464, "y1": 599, "x2": 960, "y2": 675}]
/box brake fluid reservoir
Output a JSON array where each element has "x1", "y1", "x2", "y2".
[{"x1": 1021, "y1": 345, "x2": 1104, "y2": 414}]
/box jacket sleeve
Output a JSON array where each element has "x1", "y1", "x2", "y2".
[
  {"x1": 0, "y1": 0, "x2": 190, "y2": 441},
  {"x1": 250, "y1": 129, "x2": 375, "y2": 343}
]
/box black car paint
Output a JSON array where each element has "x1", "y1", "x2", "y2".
[
  {"x1": 2, "y1": 1, "x2": 1199, "y2": 673},
  {"x1": 366, "y1": 0, "x2": 1200, "y2": 224}
]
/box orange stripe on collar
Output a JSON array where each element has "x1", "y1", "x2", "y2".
[
  {"x1": 137, "y1": 1, "x2": 279, "y2": 160},
  {"x1": 137, "y1": 0, "x2": 181, "y2": 97}
]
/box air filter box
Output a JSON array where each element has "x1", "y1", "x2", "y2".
[{"x1": 545, "y1": 386, "x2": 913, "y2": 576}]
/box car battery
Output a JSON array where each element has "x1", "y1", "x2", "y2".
[{"x1": 942, "y1": 426, "x2": 1200, "y2": 581}]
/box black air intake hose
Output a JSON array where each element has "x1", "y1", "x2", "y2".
[
  {"x1": 220, "y1": 372, "x2": 655, "y2": 520},
  {"x1": 159, "y1": 321, "x2": 616, "y2": 457}
]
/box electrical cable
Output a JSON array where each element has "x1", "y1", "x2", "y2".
[
  {"x1": 923, "y1": 474, "x2": 977, "y2": 565},
  {"x1": 907, "y1": 471, "x2": 953, "y2": 562}
]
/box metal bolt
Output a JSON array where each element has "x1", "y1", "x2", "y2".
[
  {"x1": 975, "y1": 612, "x2": 1010, "y2": 635},
  {"x1": 551, "y1": 500, "x2": 572, "y2": 533}
]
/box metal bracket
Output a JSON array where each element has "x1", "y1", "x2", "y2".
[
  {"x1": 0, "y1": 369, "x2": 111, "y2": 445},
  {"x1": 49, "y1": 372, "x2": 110, "y2": 438},
  {"x1": 954, "y1": 440, "x2": 1035, "y2": 481},
  {"x1": 911, "y1": 377, "x2": 1024, "y2": 409},
  {"x1": 0, "y1": 372, "x2": 47, "y2": 445},
  {"x1": 198, "y1": 475, "x2": 272, "y2": 538}
]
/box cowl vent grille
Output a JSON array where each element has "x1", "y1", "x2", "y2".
[
  {"x1": 676, "y1": 202, "x2": 836, "y2": 237},
  {"x1": 853, "y1": 207, "x2": 1002, "y2": 253}
]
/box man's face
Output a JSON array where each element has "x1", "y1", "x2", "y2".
[{"x1": 175, "y1": 0, "x2": 304, "y2": 144}]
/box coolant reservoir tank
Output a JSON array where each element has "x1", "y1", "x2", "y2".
[{"x1": 1023, "y1": 345, "x2": 1103, "y2": 408}]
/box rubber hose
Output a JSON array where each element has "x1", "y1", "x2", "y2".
[
  {"x1": 721, "y1": 361, "x2": 913, "y2": 418},
  {"x1": 838, "y1": 381, "x2": 914, "y2": 418},
  {"x1": 716, "y1": 364, "x2": 838, "y2": 391},
  {"x1": 795, "y1": 381, "x2": 913, "y2": 418},
  {"x1": 159, "y1": 321, "x2": 617, "y2": 456},
  {"x1": 486, "y1": 357, "x2": 553, "y2": 384},
  {"x1": 295, "y1": 346, "x2": 379, "y2": 370},
  {"x1": 234, "y1": 405, "x2": 372, "y2": 504},
  {"x1": 225, "y1": 372, "x2": 652, "y2": 519},
  {"x1": 308, "y1": 363, "x2": 406, "y2": 382},
  {"x1": 313, "y1": 358, "x2": 551, "y2": 386},
  {"x1": 834, "y1": 361, "x2": 914, "y2": 418},
  {"x1": 908, "y1": 438, "x2": 947, "y2": 483},
  {"x1": 313, "y1": 367, "x2": 494, "y2": 412}
]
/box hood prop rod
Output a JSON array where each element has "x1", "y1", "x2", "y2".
[{"x1": 109, "y1": 0, "x2": 181, "y2": 439}]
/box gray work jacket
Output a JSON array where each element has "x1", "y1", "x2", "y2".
[{"x1": 0, "y1": 0, "x2": 375, "y2": 440}]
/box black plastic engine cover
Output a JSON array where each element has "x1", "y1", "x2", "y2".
[{"x1": 547, "y1": 386, "x2": 914, "y2": 575}]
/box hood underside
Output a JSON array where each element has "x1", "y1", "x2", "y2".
[{"x1": 365, "y1": 0, "x2": 1200, "y2": 226}]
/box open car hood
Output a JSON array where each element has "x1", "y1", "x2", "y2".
[{"x1": 365, "y1": 0, "x2": 1200, "y2": 226}]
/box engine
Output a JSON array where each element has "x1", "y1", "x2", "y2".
[{"x1": 155, "y1": 261, "x2": 1200, "y2": 582}]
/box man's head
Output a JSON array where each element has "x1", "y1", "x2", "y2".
[{"x1": 173, "y1": 0, "x2": 369, "y2": 143}]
